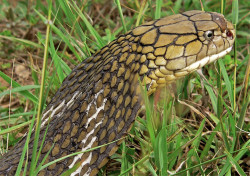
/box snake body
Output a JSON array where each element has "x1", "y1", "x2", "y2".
[{"x1": 0, "y1": 10, "x2": 235, "y2": 176}]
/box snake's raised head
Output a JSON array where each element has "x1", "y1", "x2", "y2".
[{"x1": 130, "y1": 10, "x2": 235, "y2": 94}]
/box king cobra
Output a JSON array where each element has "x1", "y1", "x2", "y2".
[{"x1": 0, "y1": 10, "x2": 235, "y2": 175}]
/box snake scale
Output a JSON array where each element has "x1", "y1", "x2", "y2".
[{"x1": 0, "y1": 10, "x2": 235, "y2": 176}]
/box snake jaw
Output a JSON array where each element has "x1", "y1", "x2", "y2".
[
  {"x1": 178, "y1": 45, "x2": 233, "y2": 73},
  {"x1": 176, "y1": 19, "x2": 235, "y2": 74}
]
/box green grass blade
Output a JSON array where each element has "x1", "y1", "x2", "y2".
[
  {"x1": 232, "y1": 0, "x2": 238, "y2": 111},
  {"x1": 168, "y1": 132, "x2": 183, "y2": 170},
  {"x1": 237, "y1": 95, "x2": 249, "y2": 130},
  {"x1": 70, "y1": 0, "x2": 105, "y2": 48},
  {"x1": 144, "y1": 160, "x2": 158, "y2": 176},
  {"x1": 15, "y1": 113, "x2": 36, "y2": 176},
  {"x1": 119, "y1": 154, "x2": 150, "y2": 176},
  {"x1": 155, "y1": 0, "x2": 162, "y2": 19},
  {"x1": 120, "y1": 141, "x2": 129, "y2": 175},
  {"x1": 57, "y1": 0, "x2": 90, "y2": 57},
  {"x1": 173, "y1": 0, "x2": 182, "y2": 13},
  {"x1": 0, "y1": 71, "x2": 38, "y2": 104},
  {"x1": 200, "y1": 124, "x2": 220, "y2": 160},
  {"x1": 34, "y1": 143, "x2": 54, "y2": 175},
  {"x1": 115, "y1": 0, "x2": 127, "y2": 33},
  {"x1": 194, "y1": 147, "x2": 205, "y2": 175},
  {"x1": 0, "y1": 35, "x2": 43, "y2": 49},
  {"x1": 38, "y1": 32, "x2": 71, "y2": 78},
  {"x1": 0, "y1": 120, "x2": 32, "y2": 135},
  {"x1": 39, "y1": 137, "x2": 124, "y2": 172},
  {"x1": 159, "y1": 128, "x2": 168, "y2": 176},
  {"x1": 220, "y1": 120, "x2": 230, "y2": 151},
  {"x1": 232, "y1": 0, "x2": 239, "y2": 24},
  {"x1": 49, "y1": 32, "x2": 67, "y2": 83},
  {"x1": 0, "y1": 112, "x2": 35, "y2": 120},
  {"x1": 136, "y1": 0, "x2": 148, "y2": 26},
  {"x1": 216, "y1": 62, "x2": 223, "y2": 117},
  {"x1": 218, "y1": 59, "x2": 234, "y2": 108},
  {"x1": 35, "y1": 10, "x2": 82, "y2": 61},
  {"x1": 208, "y1": 112, "x2": 219, "y2": 124},
  {"x1": 220, "y1": 0, "x2": 226, "y2": 14},
  {"x1": 144, "y1": 91, "x2": 155, "y2": 145},
  {"x1": 204, "y1": 83, "x2": 217, "y2": 113},
  {"x1": 0, "y1": 85, "x2": 40, "y2": 98},
  {"x1": 220, "y1": 140, "x2": 250, "y2": 175},
  {"x1": 189, "y1": 119, "x2": 205, "y2": 166},
  {"x1": 34, "y1": 120, "x2": 53, "y2": 174},
  {"x1": 30, "y1": 1, "x2": 52, "y2": 173},
  {"x1": 224, "y1": 150, "x2": 247, "y2": 176},
  {"x1": 174, "y1": 146, "x2": 250, "y2": 175},
  {"x1": 154, "y1": 127, "x2": 168, "y2": 175}
]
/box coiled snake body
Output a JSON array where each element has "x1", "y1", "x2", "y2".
[{"x1": 0, "y1": 10, "x2": 235, "y2": 176}]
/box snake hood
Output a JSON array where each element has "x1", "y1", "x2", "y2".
[{"x1": 0, "y1": 10, "x2": 235, "y2": 176}]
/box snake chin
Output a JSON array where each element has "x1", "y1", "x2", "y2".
[{"x1": 178, "y1": 46, "x2": 233, "y2": 74}]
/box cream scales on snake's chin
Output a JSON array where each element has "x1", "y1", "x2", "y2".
[{"x1": 0, "y1": 10, "x2": 235, "y2": 176}]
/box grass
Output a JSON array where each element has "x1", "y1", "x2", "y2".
[{"x1": 0, "y1": 0, "x2": 249, "y2": 175}]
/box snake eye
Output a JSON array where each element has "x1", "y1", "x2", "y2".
[
  {"x1": 204, "y1": 30, "x2": 214, "y2": 40},
  {"x1": 226, "y1": 30, "x2": 233, "y2": 39}
]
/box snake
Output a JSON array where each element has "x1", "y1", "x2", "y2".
[{"x1": 0, "y1": 10, "x2": 235, "y2": 176}]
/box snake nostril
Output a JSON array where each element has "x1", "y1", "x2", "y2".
[
  {"x1": 226, "y1": 30, "x2": 233, "y2": 39},
  {"x1": 72, "y1": 141, "x2": 76, "y2": 147}
]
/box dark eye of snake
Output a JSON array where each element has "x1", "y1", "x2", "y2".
[
  {"x1": 204, "y1": 30, "x2": 214, "y2": 40},
  {"x1": 226, "y1": 30, "x2": 233, "y2": 39}
]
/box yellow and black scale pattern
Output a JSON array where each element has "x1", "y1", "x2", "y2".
[{"x1": 0, "y1": 10, "x2": 235, "y2": 176}]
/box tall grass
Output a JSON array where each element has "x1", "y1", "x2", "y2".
[{"x1": 0, "y1": 0, "x2": 249, "y2": 175}]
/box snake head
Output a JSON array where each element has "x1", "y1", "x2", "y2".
[
  {"x1": 130, "y1": 10, "x2": 235, "y2": 93},
  {"x1": 176, "y1": 11, "x2": 235, "y2": 76}
]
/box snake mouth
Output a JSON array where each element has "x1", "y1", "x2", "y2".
[{"x1": 178, "y1": 46, "x2": 233, "y2": 73}]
